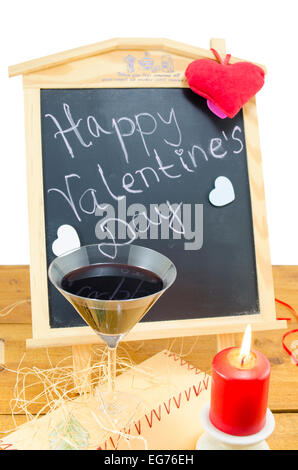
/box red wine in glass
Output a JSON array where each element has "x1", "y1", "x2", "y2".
[
  {"x1": 48, "y1": 244, "x2": 176, "y2": 424},
  {"x1": 61, "y1": 264, "x2": 164, "y2": 335}
]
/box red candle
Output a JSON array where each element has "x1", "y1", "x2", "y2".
[{"x1": 209, "y1": 326, "x2": 271, "y2": 436}]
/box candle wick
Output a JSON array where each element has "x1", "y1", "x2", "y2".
[{"x1": 241, "y1": 355, "x2": 246, "y2": 366}]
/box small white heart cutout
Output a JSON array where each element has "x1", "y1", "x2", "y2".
[
  {"x1": 52, "y1": 224, "x2": 81, "y2": 257},
  {"x1": 209, "y1": 176, "x2": 235, "y2": 207}
]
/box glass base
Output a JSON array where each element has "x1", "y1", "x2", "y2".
[{"x1": 96, "y1": 390, "x2": 146, "y2": 429}]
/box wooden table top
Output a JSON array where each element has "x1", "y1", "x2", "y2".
[{"x1": 0, "y1": 265, "x2": 297, "y2": 450}]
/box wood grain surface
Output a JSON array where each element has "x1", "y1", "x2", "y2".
[{"x1": 0, "y1": 265, "x2": 297, "y2": 449}]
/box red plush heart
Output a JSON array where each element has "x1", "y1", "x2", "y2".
[{"x1": 185, "y1": 50, "x2": 265, "y2": 118}]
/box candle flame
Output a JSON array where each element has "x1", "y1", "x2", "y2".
[{"x1": 240, "y1": 324, "x2": 251, "y2": 365}]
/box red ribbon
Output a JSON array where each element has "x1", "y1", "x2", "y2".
[
  {"x1": 275, "y1": 298, "x2": 298, "y2": 366},
  {"x1": 210, "y1": 48, "x2": 231, "y2": 66}
]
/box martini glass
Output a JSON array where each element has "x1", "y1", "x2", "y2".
[{"x1": 48, "y1": 243, "x2": 176, "y2": 424}]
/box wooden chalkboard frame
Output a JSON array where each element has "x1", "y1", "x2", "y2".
[{"x1": 9, "y1": 38, "x2": 286, "y2": 348}]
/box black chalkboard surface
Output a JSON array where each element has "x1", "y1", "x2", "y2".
[{"x1": 40, "y1": 88, "x2": 259, "y2": 329}]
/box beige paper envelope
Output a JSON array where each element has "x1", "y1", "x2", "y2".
[{"x1": 0, "y1": 350, "x2": 210, "y2": 450}]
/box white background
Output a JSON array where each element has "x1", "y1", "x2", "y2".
[{"x1": 2, "y1": 0, "x2": 297, "y2": 264}]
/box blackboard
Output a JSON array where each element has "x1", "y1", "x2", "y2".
[{"x1": 40, "y1": 88, "x2": 259, "y2": 329}]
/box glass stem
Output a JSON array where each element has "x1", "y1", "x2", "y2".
[{"x1": 107, "y1": 346, "x2": 117, "y2": 397}]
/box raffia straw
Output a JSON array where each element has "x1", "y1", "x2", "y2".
[
  {"x1": 0, "y1": 299, "x2": 30, "y2": 318},
  {"x1": 1, "y1": 328, "x2": 162, "y2": 449},
  {"x1": 0, "y1": 298, "x2": 206, "y2": 449},
  {"x1": 3, "y1": 348, "x2": 153, "y2": 449}
]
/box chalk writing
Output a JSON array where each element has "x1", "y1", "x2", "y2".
[
  {"x1": 46, "y1": 105, "x2": 243, "y2": 164},
  {"x1": 45, "y1": 101, "x2": 244, "y2": 258}
]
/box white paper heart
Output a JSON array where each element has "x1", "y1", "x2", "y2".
[
  {"x1": 52, "y1": 225, "x2": 81, "y2": 257},
  {"x1": 209, "y1": 176, "x2": 235, "y2": 207}
]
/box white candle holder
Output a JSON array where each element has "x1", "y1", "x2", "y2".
[{"x1": 196, "y1": 403, "x2": 275, "y2": 450}]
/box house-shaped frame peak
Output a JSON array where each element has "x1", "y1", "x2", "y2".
[{"x1": 8, "y1": 37, "x2": 266, "y2": 78}]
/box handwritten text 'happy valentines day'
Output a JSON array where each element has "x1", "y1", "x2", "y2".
[{"x1": 46, "y1": 104, "x2": 244, "y2": 257}]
